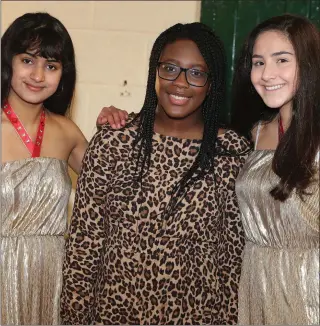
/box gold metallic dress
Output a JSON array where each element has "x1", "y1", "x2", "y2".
[
  {"x1": 1, "y1": 157, "x2": 71, "y2": 325},
  {"x1": 236, "y1": 150, "x2": 319, "y2": 325}
]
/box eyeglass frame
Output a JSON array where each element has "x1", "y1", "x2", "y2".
[{"x1": 157, "y1": 62, "x2": 210, "y2": 87}]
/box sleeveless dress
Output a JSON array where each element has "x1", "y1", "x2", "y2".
[
  {"x1": 235, "y1": 124, "x2": 319, "y2": 325},
  {"x1": 1, "y1": 157, "x2": 71, "y2": 325}
]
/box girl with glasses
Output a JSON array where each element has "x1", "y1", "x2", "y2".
[{"x1": 60, "y1": 22, "x2": 251, "y2": 325}]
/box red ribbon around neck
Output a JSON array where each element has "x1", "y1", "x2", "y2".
[
  {"x1": 2, "y1": 101, "x2": 46, "y2": 158},
  {"x1": 278, "y1": 115, "x2": 284, "y2": 141}
]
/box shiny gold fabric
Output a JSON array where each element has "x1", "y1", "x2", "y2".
[
  {"x1": 1, "y1": 158, "x2": 71, "y2": 325},
  {"x1": 236, "y1": 150, "x2": 319, "y2": 325}
]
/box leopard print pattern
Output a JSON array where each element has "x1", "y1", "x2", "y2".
[{"x1": 60, "y1": 123, "x2": 251, "y2": 325}]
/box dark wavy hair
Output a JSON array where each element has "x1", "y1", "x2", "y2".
[
  {"x1": 231, "y1": 14, "x2": 320, "y2": 201},
  {"x1": 130, "y1": 22, "x2": 230, "y2": 217},
  {"x1": 1, "y1": 12, "x2": 76, "y2": 115}
]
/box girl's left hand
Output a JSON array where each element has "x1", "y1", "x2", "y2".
[{"x1": 96, "y1": 105, "x2": 129, "y2": 129}]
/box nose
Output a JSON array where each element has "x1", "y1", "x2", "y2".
[
  {"x1": 172, "y1": 70, "x2": 189, "y2": 88},
  {"x1": 30, "y1": 65, "x2": 45, "y2": 83},
  {"x1": 261, "y1": 63, "x2": 276, "y2": 82}
]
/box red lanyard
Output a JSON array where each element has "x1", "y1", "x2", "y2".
[
  {"x1": 2, "y1": 101, "x2": 46, "y2": 158},
  {"x1": 278, "y1": 115, "x2": 284, "y2": 141}
]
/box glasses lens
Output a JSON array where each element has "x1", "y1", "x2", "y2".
[
  {"x1": 158, "y1": 63, "x2": 180, "y2": 80},
  {"x1": 186, "y1": 69, "x2": 208, "y2": 87}
]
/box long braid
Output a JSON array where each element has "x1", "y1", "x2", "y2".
[
  {"x1": 132, "y1": 23, "x2": 230, "y2": 216},
  {"x1": 163, "y1": 25, "x2": 227, "y2": 217},
  {"x1": 131, "y1": 31, "x2": 171, "y2": 180}
]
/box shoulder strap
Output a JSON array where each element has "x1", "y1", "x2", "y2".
[{"x1": 254, "y1": 121, "x2": 262, "y2": 150}]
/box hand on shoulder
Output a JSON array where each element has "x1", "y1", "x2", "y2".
[{"x1": 97, "y1": 105, "x2": 130, "y2": 129}]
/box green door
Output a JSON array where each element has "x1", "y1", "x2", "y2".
[{"x1": 201, "y1": 0, "x2": 320, "y2": 124}]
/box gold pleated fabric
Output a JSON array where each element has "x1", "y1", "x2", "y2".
[
  {"x1": 1, "y1": 157, "x2": 71, "y2": 325},
  {"x1": 236, "y1": 150, "x2": 319, "y2": 325}
]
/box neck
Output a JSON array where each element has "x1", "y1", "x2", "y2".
[
  {"x1": 5, "y1": 91, "x2": 43, "y2": 126},
  {"x1": 154, "y1": 106, "x2": 204, "y2": 140}
]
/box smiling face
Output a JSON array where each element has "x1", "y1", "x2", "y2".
[
  {"x1": 250, "y1": 30, "x2": 298, "y2": 111},
  {"x1": 9, "y1": 51, "x2": 63, "y2": 106},
  {"x1": 155, "y1": 39, "x2": 210, "y2": 120}
]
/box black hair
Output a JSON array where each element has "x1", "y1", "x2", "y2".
[
  {"x1": 1, "y1": 12, "x2": 76, "y2": 115},
  {"x1": 231, "y1": 14, "x2": 320, "y2": 201},
  {"x1": 130, "y1": 22, "x2": 229, "y2": 217}
]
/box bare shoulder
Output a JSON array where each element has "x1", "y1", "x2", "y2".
[
  {"x1": 47, "y1": 112, "x2": 86, "y2": 139},
  {"x1": 218, "y1": 128, "x2": 227, "y2": 136},
  {"x1": 48, "y1": 112, "x2": 77, "y2": 129}
]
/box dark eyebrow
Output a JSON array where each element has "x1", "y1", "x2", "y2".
[
  {"x1": 24, "y1": 51, "x2": 36, "y2": 57},
  {"x1": 47, "y1": 59, "x2": 59, "y2": 63},
  {"x1": 23, "y1": 52, "x2": 59, "y2": 63},
  {"x1": 272, "y1": 51, "x2": 294, "y2": 56},
  {"x1": 161, "y1": 59, "x2": 207, "y2": 71},
  {"x1": 252, "y1": 51, "x2": 294, "y2": 59}
]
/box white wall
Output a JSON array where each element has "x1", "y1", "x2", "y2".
[{"x1": 2, "y1": 1, "x2": 200, "y2": 140}]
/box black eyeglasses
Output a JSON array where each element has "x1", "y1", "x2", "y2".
[{"x1": 157, "y1": 62, "x2": 209, "y2": 87}]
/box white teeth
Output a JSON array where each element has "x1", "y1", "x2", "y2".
[
  {"x1": 170, "y1": 94, "x2": 188, "y2": 100},
  {"x1": 265, "y1": 84, "x2": 284, "y2": 91}
]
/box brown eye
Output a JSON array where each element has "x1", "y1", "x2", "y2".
[
  {"x1": 252, "y1": 61, "x2": 264, "y2": 67},
  {"x1": 277, "y1": 58, "x2": 288, "y2": 63},
  {"x1": 47, "y1": 64, "x2": 57, "y2": 71},
  {"x1": 162, "y1": 63, "x2": 178, "y2": 74},
  {"x1": 189, "y1": 69, "x2": 206, "y2": 79},
  {"x1": 22, "y1": 58, "x2": 33, "y2": 65}
]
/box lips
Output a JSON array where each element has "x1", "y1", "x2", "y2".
[
  {"x1": 168, "y1": 93, "x2": 191, "y2": 106},
  {"x1": 25, "y1": 83, "x2": 44, "y2": 92}
]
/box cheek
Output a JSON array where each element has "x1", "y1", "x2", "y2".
[
  {"x1": 250, "y1": 69, "x2": 258, "y2": 85},
  {"x1": 194, "y1": 82, "x2": 209, "y2": 103},
  {"x1": 155, "y1": 76, "x2": 170, "y2": 102},
  {"x1": 49, "y1": 72, "x2": 63, "y2": 91},
  {"x1": 195, "y1": 89, "x2": 208, "y2": 104},
  {"x1": 10, "y1": 72, "x2": 21, "y2": 88},
  {"x1": 11, "y1": 65, "x2": 24, "y2": 82},
  {"x1": 155, "y1": 76, "x2": 161, "y2": 97},
  {"x1": 287, "y1": 70, "x2": 297, "y2": 88},
  {"x1": 250, "y1": 70, "x2": 262, "y2": 93}
]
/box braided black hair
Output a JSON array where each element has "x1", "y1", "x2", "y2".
[{"x1": 131, "y1": 22, "x2": 228, "y2": 217}]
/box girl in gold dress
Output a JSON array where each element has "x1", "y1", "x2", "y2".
[
  {"x1": 1, "y1": 12, "x2": 122, "y2": 325},
  {"x1": 1, "y1": 12, "x2": 88, "y2": 325},
  {"x1": 232, "y1": 14, "x2": 319, "y2": 325}
]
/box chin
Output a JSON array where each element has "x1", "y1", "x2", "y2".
[
  {"x1": 264, "y1": 103, "x2": 283, "y2": 109},
  {"x1": 261, "y1": 98, "x2": 287, "y2": 109},
  {"x1": 22, "y1": 97, "x2": 47, "y2": 105},
  {"x1": 166, "y1": 111, "x2": 192, "y2": 120},
  {"x1": 162, "y1": 107, "x2": 186, "y2": 119}
]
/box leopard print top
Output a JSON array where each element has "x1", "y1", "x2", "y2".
[{"x1": 60, "y1": 123, "x2": 251, "y2": 325}]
